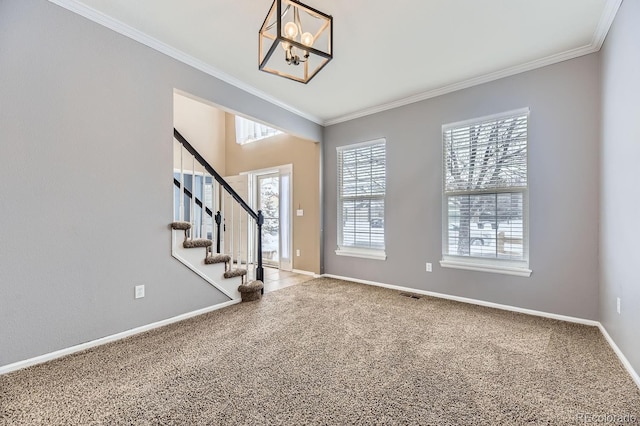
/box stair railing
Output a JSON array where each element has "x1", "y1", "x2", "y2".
[{"x1": 173, "y1": 128, "x2": 264, "y2": 282}]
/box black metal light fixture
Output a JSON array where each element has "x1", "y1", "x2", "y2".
[{"x1": 259, "y1": 0, "x2": 333, "y2": 84}]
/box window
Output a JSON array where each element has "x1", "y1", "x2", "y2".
[
  {"x1": 173, "y1": 172, "x2": 214, "y2": 240},
  {"x1": 235, "y1": 116, "x2": 282, "y2": 145},
  {"x1": 441, "y1": 108, "x2": 531, "y2": 276},
  {"x1": 336, "y1": 139, "x2": 386, "y2": 260}
]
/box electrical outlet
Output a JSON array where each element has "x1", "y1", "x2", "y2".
[
  {"x1": 617, "y1": 297, "x2": 621, "y2": 314},
  {"x1": 135, "y1": 285, "x2": 145, "y2": 299},
  {"x1": 296, "y1": 249, "x2": 301, "y2": 257},
  {"x1": 426, "y1": 262, "x2": 432, "y2": 272}
]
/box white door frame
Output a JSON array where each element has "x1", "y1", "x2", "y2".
[{"x1": 242, "y1": 164, "x2": 293, "y2": 271}]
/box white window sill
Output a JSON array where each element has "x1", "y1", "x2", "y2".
[
  {"x1": 440, "y1": 259, "x2": 531, "y2": 277},
  {"x1": 336, "y1": 247, "x2": 386, "y2": 261}
]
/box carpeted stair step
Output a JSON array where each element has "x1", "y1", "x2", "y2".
[
  {"x1": 205, "y1": 254, "x2": 231, "y2": 265},
  {"x1": 170, "y1": 221, "x2": 191, "y2": 230},
  {"x1": 238, "y1": 280, "x2": 264, "y2": 302},
  {"x1": 183, "y1": 239, "x2": 213, "y2": 249},
  {"x1": 223, "y1": 268, "x2": 247, "y2": 279}
]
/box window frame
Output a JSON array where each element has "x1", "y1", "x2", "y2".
[
  {"x1": 336, "y1": 138, "x2": 387, "y2": 261},
  {"x1": 234, "y1": 115, "x2": 282, "y2": 145},
  {"x1": 440, "y1": 108, "x2": 531, "y2": 277}
]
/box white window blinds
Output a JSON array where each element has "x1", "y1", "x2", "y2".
[
  {"x1": 337, "y1": 139, "x2": 386, "y2": 255},
  {"x1": 443, "y1": 109, "x2": 529, "y2": 267},
  {"x1": 444, "y1": 112, "x2": 528, "y2": 193}
]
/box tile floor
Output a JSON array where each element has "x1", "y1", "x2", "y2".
[{"x1": 262, "y1": 267, "x2": 315, "y2": 293}]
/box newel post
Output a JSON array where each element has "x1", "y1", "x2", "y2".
[
  {"x1": 215, "y1": 211, "x2": 222, "y2": 254},
  {"x1": 256, "y1": 210, "x2": 264, "y2": 283}
]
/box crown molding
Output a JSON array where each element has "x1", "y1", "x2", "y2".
[
  {"x1": 48, "y1": 0, "x2": 622, "y2": 129},
  {"x1": 323, "y1": 0, "x2": 623, "y2": 126},
  {"x1": 591, "y1": 0, "x2": 623, "y2": 50},
  {"x1": 324, "y1": 45, "x2": 595, "y2": 126},
  {"x1": 47, "y1": 0, "x2": 323, "y2": 125}
]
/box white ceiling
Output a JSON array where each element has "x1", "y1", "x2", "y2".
[{"x1": 54, "y1": 0, "x2": 620, "y2": 125}]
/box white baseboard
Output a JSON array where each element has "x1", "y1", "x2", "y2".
[
  {"x1": 322, "y1": 274, "x2": 599, "y2": 326},
  {"x1": 0, "y1": 299, "x2": 240, "y2": 376},
  {"x1": 292, "y1": 269, "x2": 321, "y2": 278},
  {"x1": 4, "y1": 275, "x2": 639, "y2": 392},
  {"x1": 598, "y1": 324, "x2": 640, "y2": 390},
  {"x1": 322, "y1": 273, "x2": 640, "y2": 390}
]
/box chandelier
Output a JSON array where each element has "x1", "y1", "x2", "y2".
[{"x1": 259, "y1": 0, "x2": 333, "y2": 84}]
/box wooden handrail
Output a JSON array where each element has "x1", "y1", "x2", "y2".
[
  {"x1": 174, "y1": 128, "x2": 264, "y2": 283},
  {"x1": 174, "y1": 128, "x2": 258, "y2": 221}
]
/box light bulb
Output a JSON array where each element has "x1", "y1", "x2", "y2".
[
  {"x1": 281, "y1": 41, "x2": 291, "y2": 50},
  {"x1": 284, "y1": 21, "x2": 298, "y2": 39},
  {"x1": 301, "y1": 32, "x2": 314, "y2": 47}
]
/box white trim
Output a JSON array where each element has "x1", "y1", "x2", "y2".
[
  {"x1": 47, "y1": 0, "x2": 621, "y2": 128},
  {"x1": 239, "y1": 163, "x2": 293, "y2": 177},
  {"x1": 321, "y1": 274, "x2": 597, "y2": 326},
  {"x1": 440, "y1": 259, "x2": 532, "y2": 277},
  {"x1": 242, "y1": 164, "x2": 294, "y2": 272},
  {"x1": 591, "y1": 0, "x2": 623, "y2": 50},
  {"x1": 324, "y1": 45, "x2": 597, "y2": 126},
  {"x1": 337, "y1": 139, "x2": 387, "y2": 257},
  {"x1": 172, "y1": 168, "x2": 206, "y2": 176},
  {"x1": 336, "y1": 138, "x2": 387, "y2": 152},
  {"x1": 335, "y1": 248, "x2": 387, "y2": 261},
  {"x1": 324, "y1": 47, "x2": 603, "y2": 126},
  {"x1": 172, "y1": 246, "x2": 237, "y2": 299},
  {"x1": 598, "y1": 324, "x2": 640, "y2": 390},
  {"x1": 46, "y1": 0, "x2": 322, "y2": 125},
  {"x1": 441, "y1": 110, "x2": 530, "y2": 275},
  {"x1": 0, "y1": 299, "x2": 240, "y2": 375},
  {"x1": 48, "y1": 0, "x2": 620, "y2": 128},
  {"x1": 292, "y1": 269, "x2": 320, "y2": 277},
  {"x1": 4, "y1": 278, "x2": 637, "y2": 393},
  {"x1": 442, "y1": 107, "x2": 530, "y2": 131},
  {"x1": 323, "y1": 273, "x2": 640, "y2": 389},
  {"x1": 323, "y1": 0, "x2": 622, "y2": 128}
]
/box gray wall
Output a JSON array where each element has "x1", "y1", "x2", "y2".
[
  {"x1": 600, "y1": 0, "x2": 640, "y2": 375},
  {"x1": 324, "y1": 54, "x2": 601, "y2": 320},
  {"x1": 0, "y1": 0, "x2": 321, "y2": 366}
]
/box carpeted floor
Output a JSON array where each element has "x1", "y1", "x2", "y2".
[{"x1": 1, "y1": 278, "x2": 639, "y2": 425}]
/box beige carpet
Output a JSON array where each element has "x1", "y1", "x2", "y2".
[{"x1": 1, "y1": 278, "x2": 639, "y2": 425}]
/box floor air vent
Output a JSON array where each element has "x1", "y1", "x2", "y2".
[{"x1": 399, "y1": 292, "x2": 423, "y2": 300}]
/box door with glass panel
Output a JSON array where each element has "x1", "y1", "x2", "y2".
[{"x1": 256, "y1": 170, "x2": 292, "y2": 271}]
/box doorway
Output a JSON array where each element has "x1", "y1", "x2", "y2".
[
  {"x1": 257, "y1": 173, "x2": 280, "y2": 267},
  {"x1": 247, "y1": 165, "x2": 292, "y2": 271}
]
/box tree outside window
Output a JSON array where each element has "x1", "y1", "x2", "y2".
[{"x1": 443, "y1": 109, "x2": 529, "y2": 266}]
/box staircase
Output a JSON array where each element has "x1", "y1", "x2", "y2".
[{"x1": 171, "y1": 129, "x2": 263, "y2": 302}]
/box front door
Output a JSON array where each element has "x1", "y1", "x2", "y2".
[
  {"x1": 255, "y1": 168, "x2": 292, "y2": 271},
  {"x1": 257, "y1": 173, "x2": 280, "y2": 268}
]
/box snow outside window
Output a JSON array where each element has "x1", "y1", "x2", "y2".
[
  {"x1": 336, "y1": 139, "x2": 386, "y2": 260},
  {"x1": 441, "y1": 108, "x2": 531, "y2": 277}
]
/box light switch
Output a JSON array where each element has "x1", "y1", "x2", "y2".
[
  {"x1": 296, "y1": 209, "x2": 304, "y2": 216},
  {"x1": 135, "y1": 285, "x2": 145, "y2": 299}
]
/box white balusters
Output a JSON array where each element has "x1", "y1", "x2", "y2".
[
  {"x1": 175, "y1": 131, "x2": 265, "y2": 281},
  {"x1": 215, "y1": 179, "x2": 218, "y2": 248},
  {"x1": 190, "y1": 155, "x2": 195, "y2": 240},
  {"x1": 205, "y1": 172, "x2": 212, "y2": 245},
  {"x1": 200, "y1": 165, "x2": 206, "y2": 240},
  {"x1": 179, "y1": 145, "x2": 185, "y2": 222},
  {"x1": 238, "y1": 209, "x2": 242, "y2": 268},
  {"x1": 254, "y1": 212, "x2": 258, "y2": 280},
  {"x1": 220, "y1": 184, "x2": 225, "y2": 255},
  {"x1": 230, "y1": 201, "x2": 235, "y2": 268}
]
